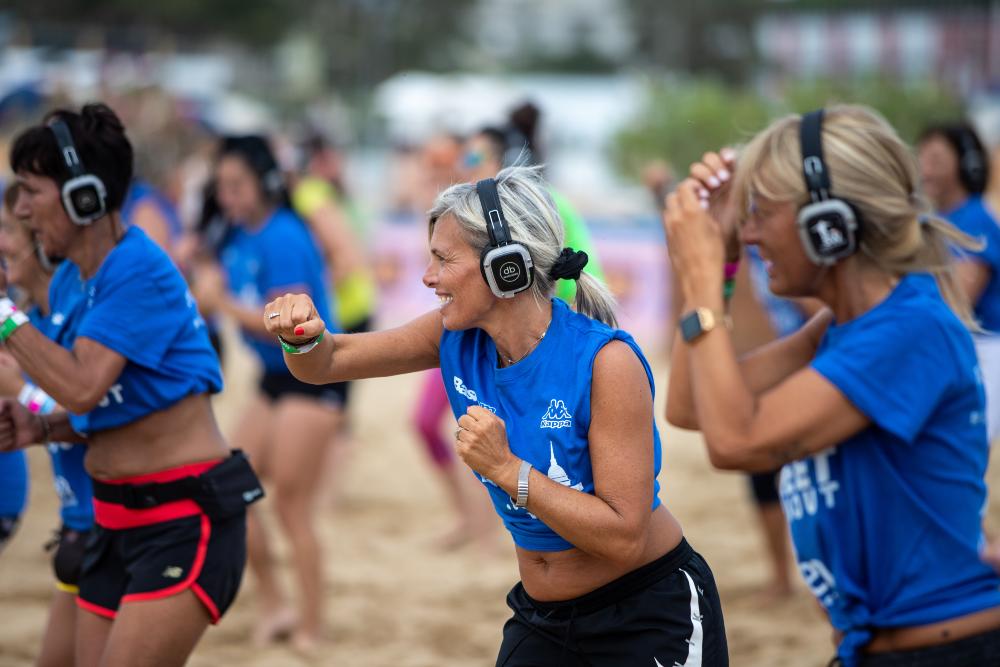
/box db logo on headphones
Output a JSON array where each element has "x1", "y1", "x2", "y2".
[{"x1": 500, "y1": 262, "x2": 521, "y2": 283}]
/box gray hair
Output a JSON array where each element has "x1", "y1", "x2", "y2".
[{"x1": 428, "y1": 165, "x2": 618, "y2": 327}]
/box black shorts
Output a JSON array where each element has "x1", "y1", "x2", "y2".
[
  {"x1": 78, "y1": 457, "x2": 255, "y2": 624},
  {"x1": 497, "y1": 538, "x2": 729, "y2": 666},
  {"x1": 749, "y1": 469, "x2": 781, "y2": 505},
  {"x1": 47, "y1": 525, "x2": 93, "y2": 592},
  {"x1": 78, "y1": 513, "x2": 246, "y2": 624},
  {"x1": 0, "y1": 515, "x2": 19, "y2": 553},
  {"x1": 260, "y1": 370, "x2": 347, "y2": 408},
  {"x1": 847, "y1": 626, "x2": 1000, "y2": 666}
]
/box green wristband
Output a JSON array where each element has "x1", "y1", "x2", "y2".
[
  {"x1": 0, "y1": 311, "x2": 28, "y2": 342},
  {"x1": 279, "y1": 329, "x2": 325, "y2": 355},
  {"x1": 723, "y1": 278, "x2": 736, "y2": 301}
]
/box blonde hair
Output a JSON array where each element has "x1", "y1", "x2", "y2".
[
  {"x1": 732, "y1": 104, "x2": 982, "y2": 327},
  {"x1": 428, "y1": 165, "x2": 618, "y2": 327}
]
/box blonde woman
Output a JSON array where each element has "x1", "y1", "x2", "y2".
[
  {"x1": 664, "y1": 105, "x2": 1000, "y2": 665},
  {"x1": 264, "y1": 166, "x2": 729, "y2": 666}
]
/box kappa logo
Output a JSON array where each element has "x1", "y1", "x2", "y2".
[{"x1": 540, "y1": 399, "x2": 572, "y2": 429}]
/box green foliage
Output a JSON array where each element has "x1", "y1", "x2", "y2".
[
  {"x1": 612, "y1": 77, "x2": 964, "y2": 179},
  {"x1": 781, "y1": 78, "x2": 965, "y2": 144},
  {"x1": 611, "y1": 79, "x2": 771, "y2": 179}
]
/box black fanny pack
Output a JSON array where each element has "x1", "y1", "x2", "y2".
[{"x1": 91, "y1": 450, "x2": 264, "y2": 521}]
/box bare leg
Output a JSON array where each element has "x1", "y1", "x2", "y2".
[
  {"x1": 36, "y1": 589, "x2": 77, "y2": 667},
  {"x1": 74, "y1": 607, "x2": 112, "y2": 667},
  {"x1": 271, "y1": 397, "x2": 340, "y2": 649},
  {"x1": 756, "y1": 501, "x2": 794, "y2": 602},
  {"x1": 230, "y1": 395, "x2": 293, "y2": 644},
  {"x1": 98, "y1": 591, "x2": 210, "y2": 667}
]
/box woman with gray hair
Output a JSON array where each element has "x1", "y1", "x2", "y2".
[{"x1": 262, "y1": 165, "x2": 728, "y2": 666}]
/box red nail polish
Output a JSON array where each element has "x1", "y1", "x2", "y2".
[{"x1": 294, "y1": 326, "x2": 304, "y2": 336}]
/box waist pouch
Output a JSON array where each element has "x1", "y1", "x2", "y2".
[{"x1": 91, "y1": 450, "x2": 264, "y2": 521}]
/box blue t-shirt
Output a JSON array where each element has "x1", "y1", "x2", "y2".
[
  {"x1": 785, "y1": 273, "x2": 1000, "y2": 665},
  {"x1": 122, "y1": 180, "x2": 183, "y2": 242},
  {"x1": 945, "y1": 195, "x2": 1000, "y2": 331},
  {"x1": 0, "y1": 451, "x2": 28, "y2": 518},
  {"x1": 53, "y1": 227, "x2": 222, "y2": 435},
  {"x1": 219, "y1": 207, "x2": 335, "y2": 373},
  {"x1": 439, "y1": 297, "x2": 662, "y2": 552},
  {"x1": 28, "y1": 277, "x2": 94, "y2": 531}
]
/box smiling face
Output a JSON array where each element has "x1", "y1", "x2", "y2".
[
  {"x1": 741, "y1": 195, "x2": 825, "y2": 297},
  {"x1": 422, "y1": 213, "x2": 495, "y2": 330},
  {"x1": 14, "y1": 171, "x2": 77, "y2": 259}
]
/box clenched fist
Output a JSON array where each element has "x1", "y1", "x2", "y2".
[
  {"x1": 456, "y1": 406, "x2": 520, "y2": 485},
  {"x1": 262, "y1": 293, "x2": 326, "y2": 343}
]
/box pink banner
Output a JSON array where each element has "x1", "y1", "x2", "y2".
[{"x1": 371, "y1": 217, "x2": 671, "y2": 352}]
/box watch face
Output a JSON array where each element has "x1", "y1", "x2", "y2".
[{"x1": 679, "y1": 311, "x2": 703, "y2": 343}]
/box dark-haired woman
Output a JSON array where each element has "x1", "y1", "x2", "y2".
[
  {"x1": 193, "y1": 135, "x2": 340, "y2": 649},
  {"x1": 0, "y1": 104, "x2": 260, "y2": 667},
  {"x1": 918, "y1": 123, "x2": 1000, "y2": 442}
]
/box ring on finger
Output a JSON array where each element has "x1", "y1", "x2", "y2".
[
  {"x1": 455, "y1": 427, "x2": 462, "y2": 439},
  {"x1": 267, "y1": 312, "x2": 280, "y2": 320}
]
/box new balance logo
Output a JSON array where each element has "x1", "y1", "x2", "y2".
[
  {"x1": 540, "y1": 399, "x2": 572, "y2": 429},
  {"x1": 162, "y1": 566, "x2": 184, "y2": 579}
]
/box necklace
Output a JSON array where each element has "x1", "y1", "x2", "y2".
[{"x1": 498, "y1": 317, "x2": 552, "y2": 367}]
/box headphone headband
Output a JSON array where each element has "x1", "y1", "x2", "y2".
[
  {"x1": 795, "y1": 109, "x2": 860, "y2": 266},
  {"x1": 474, "y1": 177, "x2": 534, "y2": 298},
  {"x1": 476, "y1": 178, "x2": 513, "y2": 247},
  {"x1": 45, "y1": 117, "x2": 108, "y2": 225},
  {"x1": 800, "y1": 109, "x2": 831, "y2": 202},
  {"x1": 48, "y1": 119, "x2": 86, "y2": 179}
]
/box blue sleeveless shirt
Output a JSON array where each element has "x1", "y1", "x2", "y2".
[
  {"x1": 29, "y1": 268, "x2": 94, "y2": 531},
  {"x1": 439, "y1": 297, "x2": 662, "y2": 552}
]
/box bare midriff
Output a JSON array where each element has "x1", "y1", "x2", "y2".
[
  {"x1": 515, "y1": 505, "x2": 684, "y2": 602},
  {"x1": 83, "y1": 394, "x2": 229, "y2": 480}
]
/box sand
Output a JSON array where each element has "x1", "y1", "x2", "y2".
[{"x1": 2, "y1": 336, "x2": 999, "y2": 667}]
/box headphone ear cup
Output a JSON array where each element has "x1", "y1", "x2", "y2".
[{"x1": 797, "y1": 200, "x2": 859, "y2": 266}]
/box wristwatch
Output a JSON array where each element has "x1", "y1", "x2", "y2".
[
  {"x1": 515, "y1": 460, "x2": 532, "y2": 509},
  {"x1": 679, "y1": 307, "x2": 726, "y2": 343}
]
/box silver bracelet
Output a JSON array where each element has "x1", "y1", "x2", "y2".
[{"x1": 515, "y1": 460, "x2": 532, "y2": 509}]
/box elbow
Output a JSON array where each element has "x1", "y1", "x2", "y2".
[
  {"x1": 62, "y1": 387, "x2": 102, "y2": 414},
  {"x1": 600, "y1": 524, "x2": 648, "y2": 567},
  {"x1": 704, "y1": 435, "x2": 752, "y2": 471},
  {"x1": 665, "y1": 403, "x2": 698, "y2": 431}
]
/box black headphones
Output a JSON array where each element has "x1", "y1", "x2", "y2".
[
  {"x1": 955, "y1": 127, "x2": 988, "y2": 195},
  {"x1": 797, "y1": 109, "x2": 861, "y2": 266},
  {"x1": 476, "y1": 178, "x2": 534, "y2": 298},
  {"x1": 48, "y1": 119, "x2": 108, "y2": 225}
]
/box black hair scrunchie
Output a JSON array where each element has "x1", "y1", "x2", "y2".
[{"x1": 548, "y1": 248, "x2": 589, "y2": 281}]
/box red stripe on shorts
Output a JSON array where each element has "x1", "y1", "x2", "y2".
[{"x1": 120, "y1": 513, "x2": 212, "y2": 613}]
